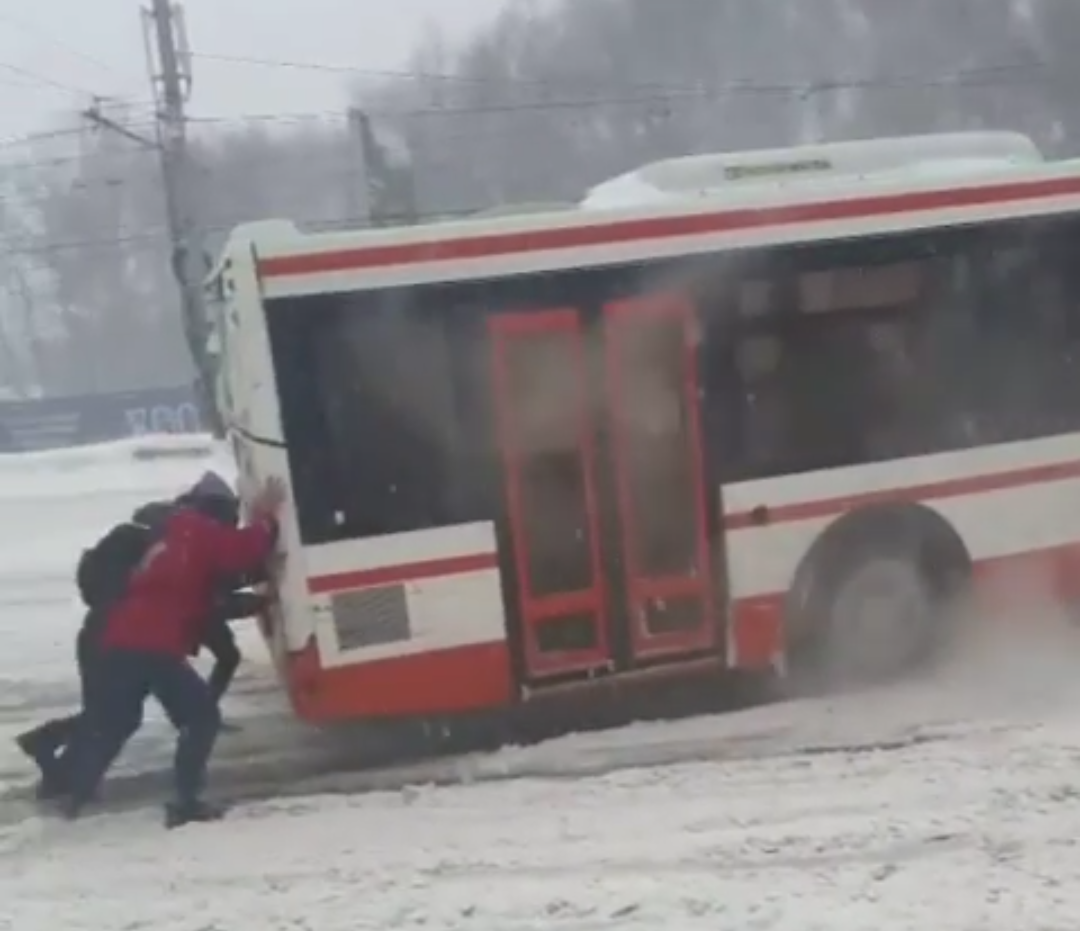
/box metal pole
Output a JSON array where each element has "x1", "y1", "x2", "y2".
[
  {"x1": 143, "y1": 0, "x2": 223, "y2": 437},
  {"x1": 346, "y1": 107, "x2": 372, "y2": 227}
]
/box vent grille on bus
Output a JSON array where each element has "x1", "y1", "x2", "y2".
[{"x1": 330, "y1": 585, "x2": 411, "y2": 651}]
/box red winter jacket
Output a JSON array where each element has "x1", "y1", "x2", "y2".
[{"x1": 101, "y1": 507, "x2": 277, "y2": 659}]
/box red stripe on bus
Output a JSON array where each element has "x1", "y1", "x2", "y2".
[
  {"x1": 308, "y1": 552, "x2": 498, "y2": 594},
  {"x1": 257, "y1": 175, "x2": 1080, "y2": 278},
  {"x1": 724, "y1": 458, "x2": 1080, "y2": 531},
  {"x1": 277, "y1": 542, "x2": 1080, "y2": 725}
]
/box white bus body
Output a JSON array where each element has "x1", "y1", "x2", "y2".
[{"x1": 209, "y1": 132, "x2": 1080, "y2": 724}]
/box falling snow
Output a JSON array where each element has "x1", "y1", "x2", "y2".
[{"x1": 1, "y1": 437, "x2": 1079, "y2": 930}]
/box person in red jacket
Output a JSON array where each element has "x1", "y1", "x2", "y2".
[{"x1": 62, "y1": 470, "x2": 285, "y2": 828}]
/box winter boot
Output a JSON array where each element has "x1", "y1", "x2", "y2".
[
  {"x1": 165, "y1": 797, "x2": 226, "y2": 829},
  {"x1": 16, "y1": 732, "x2": 67, "y2": 800},
  {"x1": 58, "y1": 793, "x2": 88, "y2": 821}
]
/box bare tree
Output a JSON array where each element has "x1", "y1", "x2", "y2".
[
  {"x1": 357, "y1": 0, "x2": 1080, "y2": 218},
  {"x1": 4, "y1": 0, "x2": 1074, "y2": 401}
]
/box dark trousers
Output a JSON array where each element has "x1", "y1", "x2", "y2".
[
  {"x1": 201, "y1": 619, "x2": 240, "y2": 703},
  {"x1": 18, "y1": 627, "x2": 98, "y2": 759},
  {"x1": 25, "y1": 615, "x2": 237, "y2": 755},
  {"x1": 67, "y1": 649, "x2": 221, "y2": 807}
]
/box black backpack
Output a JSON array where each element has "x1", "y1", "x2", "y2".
[{"x1": 75, "y1": 521, "x2": 161, "y2": 610}]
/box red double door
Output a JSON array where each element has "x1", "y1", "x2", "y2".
[{"x1": 490, "y1": 294, "x2": 723, "y2": 684}]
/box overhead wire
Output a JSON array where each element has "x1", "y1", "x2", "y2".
[
  {"x1": 0, "y1": 59, "x2": 1049, "y2": 182},
  {"x1": 0, "y1": 12, "x2": 159, "y2": 163},
  {"x1": 0, "y1": 60, "x2": 1055, "y2": 149},
  {"x1": 0, "y1": 60, "x2": 93, "y2": 97},
  {"x1": 0, "y1": 60, "x2": 1064, "y2": 257},
  {"x1": 179, "y1": 60, "x2": 1058, "y2": 128},
  {"x1": 0, "y1": 8, "x2": 122, "y2": 79},
  {"x1": 0, "y1": 61, "x2": 1034, "y2": 167},
  {"x1": 0, "y1": 203, "x2": 486, "y2": 258},
  {"x1": 190, "y1": 50, "x2": 746, "y2": 92},
  {"x1": 190, "y1": 51, "x2": 1054, "y2": 99}
]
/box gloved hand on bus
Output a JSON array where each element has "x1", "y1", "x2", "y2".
[{"x1": 250, "y1": 476, "x2": 287, "y2": 524}]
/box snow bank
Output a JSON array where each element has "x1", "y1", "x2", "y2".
[
  {"x1": 0, "y1": 433, "x2": 215, "y2": 472},
  {"x1": 0, "y1": 434, "x2": 239, "y2": 686},
  {"x1": 0, "y1": 434, "x2": 233, "y2": 504}
]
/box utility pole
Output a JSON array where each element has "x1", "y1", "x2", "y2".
[
  {"x1": 139, "y1": 0, "x2": 223, "y2": 436},
  {"x1": 348, "y1": 107, "x2": 420, "y2": 228},
  {"x1": 346, "y1": 107, "x2": 373, "y2": 227}
]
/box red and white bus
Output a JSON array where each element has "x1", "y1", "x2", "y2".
[{"x1": 207, "y1": 130, "x2": 1080, "y2": 726}]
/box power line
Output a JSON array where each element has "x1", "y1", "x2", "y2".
[
  {"x1": 0, "y1": 60, "x2": 1056, "y2": 169},
  {"x1": 0, "y1": 123, "x2": 162, "y2": 169},
  {"x1": 0, "y1": 61, "x2": 1065, "y2": 256},
  {"x1": 0, "y1": 9, "x2": 121, "y2": 79},
  {"x1": 190, "y1": 50, "x2": 767, "y2": 94},
  {"x1": 0, "y1": 61, "x2": 1057, "y2": 173},
  {"x1": 0, "y1": 125, "x2": 87, "y2": 150},
  {"x1": 186, "y1": 110, "x2": 347, "y2": 127},
  {"x1": 0, "y1": 73, "x2": 74, "y2": 93},
  {"x1": 6, "y1": 229, "x2": 171, "y2": 255},
  {"x1": 0, "y1": 217, "x2": 241, "y2": 257},
  {"x1": 0, "y1": 60, "x2": 1051, "y2": 154},
  {"x1": 0, "y1": 204, "x2": 481, "y2": 257},
  {"x1": 186, "y1": 61, "x2": 1056, "y2": 124},
  {"x1": 193, "y1": 50, "x2": 417, "y2": 78},
  {"x1": 0, "y1": 60, "x2": 92, "y2": 97},
  {"x1": 190, "y1": 50, "x2": 1056, "y2": 97}
]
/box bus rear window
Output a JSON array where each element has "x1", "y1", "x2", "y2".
[{"x1": 265, "y1": 290, "x2": 481, "y2": 545}]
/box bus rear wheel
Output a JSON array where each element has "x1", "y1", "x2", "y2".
[{"x1": 784, "y1": 503, "x2": 971, "y2": 695}]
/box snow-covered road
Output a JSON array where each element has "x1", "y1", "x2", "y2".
[
  {"x1": 9, "y1": 706, "x2": 1080, "y2": 931},
  {"x1": 2, "y1": 437, "x2": 1080, "y2": 930}
]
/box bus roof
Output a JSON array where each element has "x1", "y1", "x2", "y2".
[
  {"x1": 223, "y1": 132, "x2": 1080, "y2": 298},
  {"x1": 579, "y1": 132, "x2": 1043, "y2": 209}
]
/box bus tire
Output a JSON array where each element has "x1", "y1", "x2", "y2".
[{"x1": 783, "y1": 502, "x2": 971, "y2": 695}]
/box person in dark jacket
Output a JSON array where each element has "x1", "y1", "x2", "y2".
[
  {"x1": 16, "y1": 619, "x2": 98, "y2": 798},
  {"x1": 15, "y1": 513, "x2": 168, "y2": 798},
  {"x1": 16, "y1": 480, "x2": 268, "y2": 799},
  {"x1": 63, "y1": 471, "x2": 283, "y2": 827}
]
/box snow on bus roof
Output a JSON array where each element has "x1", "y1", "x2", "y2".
[
  {"x1": 227, "y1": 131, "x2": 1080, "y2": 283},
  {"x1": 580, "y1": 132, "x2": 1043, "y2": 210}
]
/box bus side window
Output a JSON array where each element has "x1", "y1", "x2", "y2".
[
  {"x1": 863, "y1": 320, "x2": 918, "y2": 459},
  {"x1": 713, "y1": 276, "x2": 795, "y2": 481},
  {"x1": 915, "y1": 254, "x2": 980, "y2": 448},
  {"x1": 735, "y1": 333, "x2": 787, "y2": 473},
  {"x1": 1027, "y1": 244, "x2": 1080, "y2": 434},
  {"x1": 722, "y1": 262, "x2": 915, "y2": 478},
  {"x1": 966, "y1": 240, "x2": 1069, "y2": 443}
]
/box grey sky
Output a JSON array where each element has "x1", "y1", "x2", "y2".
[{"x1": 0, "y1": 0, "x2": 511, "y2": 142}]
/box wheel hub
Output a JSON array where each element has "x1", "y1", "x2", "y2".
[{"x1": 829, "y1": 558, "x2": 930, "y2": 682}]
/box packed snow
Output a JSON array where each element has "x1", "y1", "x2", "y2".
[
  {"x1": 578, "y1": 133, "x2": 1041, "y2": 211},
  {"x1": 1, "y1": 436, "x2": 1080, "y2": 929}
]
